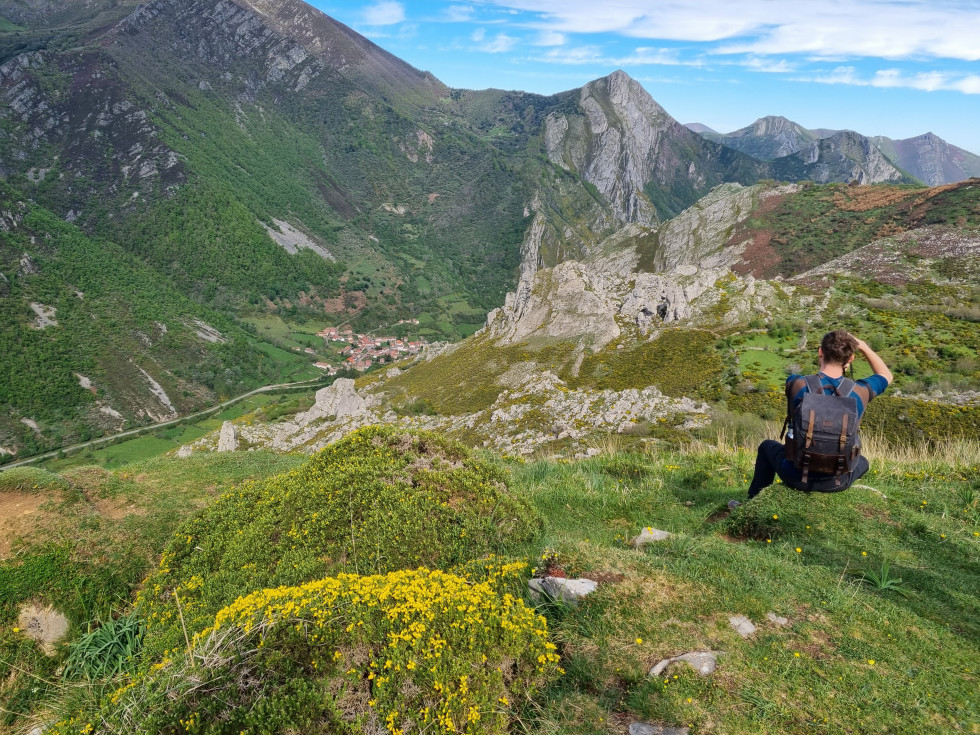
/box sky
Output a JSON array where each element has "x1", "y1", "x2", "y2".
[{"x1": 310, "y1": 0, "x2": 980, "y2": 155}]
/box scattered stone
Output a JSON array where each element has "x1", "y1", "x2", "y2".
[
  {"x1": 629, "y1": 723, "x2": 690, "y2": 735},
  {"x1": 649, "y1": 651, "x2": 721, "y2": 677},
  {"x1": 633, "y1": 527, "x2": 672, "y2": 546},
  {"x1": 17, "y1": 604, "x2": 69, "y2": 655},
  {"x1": 19, "y1": 252, "x2": 40, "y2": 275},
  {"x1": 528, "y1": 576, "x2": 597, "y2": 606},
  {"x1": 176, "y1": 445, "x2": 193, "y2": 458},
  {"x1": 766, "y1": 612, "x2": 790, "y2": 627},
  {"x1": 385, "y1": 367, "x2": 402, "y2": 379},
  {"x1": 217, "y1": 421, "x2": 238, "y2": 452},
  {"x1": 729, "y1": 615, "x2": 757, "y2": 638}
]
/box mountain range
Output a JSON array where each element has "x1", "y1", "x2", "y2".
[
  {"x1": 690, "y1": 116, "x2": 980, "y2": 186},
  {"x1": 0, "y1": 0, "x2": 977, "y2": 460}
]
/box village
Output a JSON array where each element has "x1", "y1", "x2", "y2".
[{"x1": 296, "y1": 321, "x2": 425, "y2": 374}]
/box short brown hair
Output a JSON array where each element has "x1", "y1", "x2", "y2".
[{"x1": 820, "y1": 330, "x2": 858, "y2": 367}]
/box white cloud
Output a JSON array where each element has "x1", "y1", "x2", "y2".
[
  {"x1": 471, "y1": 27, "x2": 486, "y2": 42},
  {"x1": 534, "y1": 30, "x2": 566, "y2": 46},
  {"x1": 362, "y1": 1, "x2": 405, "y2": 26},
  {"x1": 478, "y1": 32, "x2": 519, "y2": 53},
  {"x1": 480, "y1": 0, "x2": 980, "y2": 61},
  {"x1": 445, "y1": 5, "x2": 475, "y2": 22},
  {"x1": 532, "y1": 44, "x2": 702, "y2": 67},
  {"x1": 799, "y1": 66, "x2": 980, "y2": 94},
  {"x1": 737, "y1": 57, "x2": 798, "y2": 74}
]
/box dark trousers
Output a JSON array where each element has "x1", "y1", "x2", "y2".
[{"x1": 747, "y1": 439, "x2": 870, "y2": 499}]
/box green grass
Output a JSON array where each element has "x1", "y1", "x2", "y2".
[
  {"x1": 505, "y1": 446, "x2": 979, "y2": 734},
  {"x1": 4, "y1": 435, "x2": 977, "y2": 734},
  {"x1": 0, "y1": 15, "x2": 25, "y2": 31}
]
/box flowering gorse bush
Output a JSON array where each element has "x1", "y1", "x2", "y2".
[
  {"x1": 56, "y1": 566, "x2": 560, "y2": 734},
  {"x1": 138, "y1": 427, "x2": 541, "y2": 660}
]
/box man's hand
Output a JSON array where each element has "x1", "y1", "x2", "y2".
[{"x1": 849, "y1": 334, "x2": 893, "y2": 384}]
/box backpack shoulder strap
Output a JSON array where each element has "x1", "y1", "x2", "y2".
[
  {"x1": 836, "y1": 377, "x2": 857, "y2": 397},
  {"x1": 781, "y1": 376, "x2": 808, "y2": 438},
  {"x1": 803, "y1": 374, "x2": 824, "y2": 396}
]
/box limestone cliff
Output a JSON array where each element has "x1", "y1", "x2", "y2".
[
  {"x1": 772, "y1": 130, "x2": 908, "y2": 185},
  {"x1": 543, "y1": 70, "x2": 769, "y2": 224}
]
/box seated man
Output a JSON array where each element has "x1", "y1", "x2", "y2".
[{"x1": 730, "y1": 330, "x2": 892, "y2": 507}]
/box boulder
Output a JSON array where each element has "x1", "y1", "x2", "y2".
[
  {"x1": 294, "y1": 378, "x2": 369, "y2": 423},
  {"x1": 729, "y1": 615, "x2": 757, "y2": 638},
  {"x1": 18, "y1": 604, "x2": 69, "y2": 655},
  {"x1": 650, "y1": 650, "x2": 721, "y2": 678},
  {"x1": 217, "y1": 421, "x2": 238, "y2": 452},
  {"x1": 528, "y1": 577, "x2": 597, "y2": 606},
  {"x1": 634, "y1": 527, "x2": 672, "y2": 546},
  {"x1": 629, "y1": 724, "x2": 690, "y2": 735}
]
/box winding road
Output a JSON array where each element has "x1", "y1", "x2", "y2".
[{"x1": 0, "y1": 377, "x2": 331, "y2": 471}]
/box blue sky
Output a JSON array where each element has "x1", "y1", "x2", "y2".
[{"x1": 310, "y1": 1, "x2": 980, "y2": 155}]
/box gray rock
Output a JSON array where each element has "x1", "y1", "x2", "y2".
[
  {"x1": 729, "y1": 615, "x2": 757, "y2": 638},
  {"x1": 18, "y1": 604, "x2": 69, "y2": 655},
  {"x1": 766, "y1": 612, "x2": 790, "y2": 627},
  {"x1": 528, "y1": 576, "x2": 597, "y2": 606},
  {"x1": 650, "y1": 650, "x2": 721, "y2": 677},
  {"x1": 295, "y1": 378, "x2": 369, "y2": 423},
  {"x1": 629, "y1": 724, "x2": 690, "y2": 735},
  {"x1": 19, "y1": 252, "x2": 40, "y2": 275},
  {"x1": 176, "y1": 445, "x2": 193, "y2": 458},
  {"x1": 633, "y1": 527, "x2": 672, "y2": 546},
  {"x1": 385, "y1": 367, "x2": 402, "y2": 378},
  {"x1": 217, "y1": 421, "x2": 238, "y2": 452}
]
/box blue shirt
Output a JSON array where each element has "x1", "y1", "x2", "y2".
[
  {"x1": 786, "y1": 372, "x2": 889, "y2": 418},
  {"x1": 781, "y1": 372, "x2": 889, "y2": 480}
]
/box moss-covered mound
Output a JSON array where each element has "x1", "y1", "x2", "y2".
[
  {"x1": 138, "y1": 426, "x2": 541, "y2": 659},
  {"x1": 0, "y1": 466, "x2": 71, "y2": 494},
  {"x1": 57, "y1": 564, "x2": 560, "y2": 735}
]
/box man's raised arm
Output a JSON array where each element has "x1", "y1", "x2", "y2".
[{"x1": 853, "y1": 337, "x2": 893, "y2": 385}]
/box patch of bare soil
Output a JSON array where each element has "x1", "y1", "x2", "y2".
[
  {"x1": 727, "y1": 191, "x2": 787, "y2": 278},
  {"x1": 0, "y1": 493, "x2": 48, "y2": 559},
  {"x1": 91, "y1": 497, "x2": 146, "y2": 520}
]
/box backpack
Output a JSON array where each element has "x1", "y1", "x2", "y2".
[{"x1": 782, "y1": 375, "x2": 862, "y2": 484}]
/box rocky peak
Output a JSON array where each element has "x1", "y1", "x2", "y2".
[
  {"x1": 708, "y1": 116, "x2": 817, "y2": 161},
  {"x1": 747, "y1": 116, "x2": 806, "y2": 137},
  {"x1": 545, "y1": 70, "x2": 712, "y2": 227}
]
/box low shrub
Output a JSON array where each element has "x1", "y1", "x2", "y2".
[
  {"x1": 137, "y1": 426, "x2": 542, "y2": 660},
  {"x1": 60, "y1": 567, "x2": 559, "y2": 735},
  {"x1": 725, "y1": 486, "x2": 813, "y2": 540},
  {"x1": 0, "y1": 466, "x2": 71, "y2": 494}
]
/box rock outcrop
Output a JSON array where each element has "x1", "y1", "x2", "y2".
[{"x1": 773, "y1": 130, "x2": 907, "y2": 185}]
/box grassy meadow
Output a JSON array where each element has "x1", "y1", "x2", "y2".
[{"x1": 1, "y1": 427, "x2": 976, "y2": 734}]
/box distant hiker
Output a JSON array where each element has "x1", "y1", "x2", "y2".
[{"x1": 729, "y1": 331, "x2": 892, "y2": 507}]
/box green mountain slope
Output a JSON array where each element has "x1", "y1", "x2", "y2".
[{"x1": 0, "y1": 183, "x2": 313, "y2": 456}]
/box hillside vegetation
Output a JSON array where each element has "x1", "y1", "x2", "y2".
[{"x1": 1, "y1": 429, "x2": 977, "y2": 734}]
